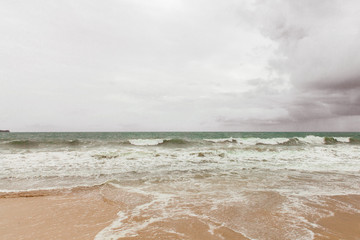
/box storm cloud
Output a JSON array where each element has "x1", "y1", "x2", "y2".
[
  {"x1": 253, "y1": 0, "x2": 360, "y2": 127},
  {"x1": 1, "y1": 0, "x2": 359, "y2": 131}
]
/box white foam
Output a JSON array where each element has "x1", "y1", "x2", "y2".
[
  {"x1": 236, "y1": 137, "x2": 289, "y2": 145},
  {"x1": 128, "y1": 139, "x2": 164, "y2": 146},
  {"x1": 334, "y1": 137, "x2": 350, "y2": 143},
  {"x1": 299, "y1": 135, "x2": 324, "y2": 145},
  {"x1": 204, "y1": 138, "x2": 236, "y2": 143}
]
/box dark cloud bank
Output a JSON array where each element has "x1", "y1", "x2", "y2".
[
  {"x1": 220, "y1": 0, "x2": 360, "y2": 131},
  {"x1": 1, "y1": 0, "x2": 359, "y2": 131}
]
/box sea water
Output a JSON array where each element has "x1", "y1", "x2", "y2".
[{"x1": 1, "y1": 132, "x2": 360, "y2": 239}]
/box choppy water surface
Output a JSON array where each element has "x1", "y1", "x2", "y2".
[{"x1": 1, "y1": 132, "x2": 360, "y2": 239}]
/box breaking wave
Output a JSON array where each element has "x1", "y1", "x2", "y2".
[
  {"x1": 324, "y1": 137, "x2": 339, "y2": 145},
  {"x1": 160, "y1": 138, "x2": 191, "y2": 146},
  {"x1": 127, "y1": 139, "x2": 164, "y2": 146},
  {"x1": 279, "y1": 138, "x2": 302, "y2": 146},
  {"x1": 4, "y1": 140, "x2": 40, "y2": 148},
  {"x1": 204, "y1": 138, "x2": 237, "y2": 143},
  {"x1": 1, "y1": 135, "x2": 358, "y2": 149},
  {"x1": 349, "y1": 137, "x2": 360, "y2": 144},
  {"x1": 127, "y1": 138, "x2": 193, "y2": 146},
  {"x1": 2, "y1": 139, "x2": 84, "y2": 148}
]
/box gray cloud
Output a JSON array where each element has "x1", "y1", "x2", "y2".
[
  {"x1": 249, "y1": 0, "x2": 360, "y2": 128},
  {"x1": 1, "y1": 0, "x2": 359, "y2": 131}
]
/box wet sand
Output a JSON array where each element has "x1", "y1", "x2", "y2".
[
  {"x1": 0, "y1": 185, "x2": 359, "y2": 240},
  {"x1": 309, "y1": 195, "x2": 360, "y2": 240},
  {"x1": 0, "y1": 185, "x2": 123, "y2": 240}
]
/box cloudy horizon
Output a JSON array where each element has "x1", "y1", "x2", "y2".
[{"x1": 1, "y1": 0, "x2": 360, "y2": 132}]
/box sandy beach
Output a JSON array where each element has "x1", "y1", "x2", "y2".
[
  {"x1": 1, "y1": 184, "x2": 359, "y2": 240},
  {"x1": 0, "y1": 185, "x2": 123, "y2": 240},
  {"x1": 0, "y1": 184, "x2": 250, "y2": 240},
  {"x1": 309, "y1": 195, "x2": 360, "y2": 240}
]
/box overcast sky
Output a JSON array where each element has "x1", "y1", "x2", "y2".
[{"x1": 1, "y1": 0, "x2": 360, "y2": 131}]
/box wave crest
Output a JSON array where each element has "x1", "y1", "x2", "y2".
[
  {"x1": 5, "y1": 140, "x2": 39, "y2": 148},
  {"x1": 324, "y1": 137, "x2": 339, "y2": 145},
  {"x1": 128, "y1": 139, "x2": 164, "y2": 146},
  {"x1": 127, "y1": 138, "x2": 192, "y2": 146},
  {"x1": 160, "y1": 138, "x2": 191, "y2": 146},
  {"x1": 3, "y1": 139, "x2": 83, "y2": 148},
  {"x1": 279, "y1": 138, "x2": 302, "y2": 146},
  {"x1": 204, "y1": 138, "x2": 237, "y2": 143},
  {"x1": 349, "y1": 137, "x2": 360, "y2": 144}
]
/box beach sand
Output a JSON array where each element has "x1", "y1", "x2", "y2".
[
  {"x1": 0, "y1": 185, "x2": 359, "y2": 240},
  {"x1": 0, "y1": 185, "x2": 123, "y2": 240},
  {"x1": 309, "y1": 195, "x2": 360, "y2": 240}
]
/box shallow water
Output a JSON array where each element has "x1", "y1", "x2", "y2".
[{"x1": 1, "y1": 132, "x2": 360, "y2": 239}]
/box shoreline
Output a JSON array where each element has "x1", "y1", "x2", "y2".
[{"x1": 1, "y1": 186, "x2": 359, "y2": 239}]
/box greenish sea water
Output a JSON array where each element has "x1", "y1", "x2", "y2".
[{"x1": 1, "y1": 132, "x2": 359, "y2": 239}]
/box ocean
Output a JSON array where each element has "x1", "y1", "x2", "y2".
[{"x1": 1, "y1": 132, "x2": 360, "y2": 239}]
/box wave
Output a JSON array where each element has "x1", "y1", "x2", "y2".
[
  {"x1": 239, "y1": 135, "x2": 344, "y2": 146},
  {"x1": 297, "y1": 135, "x2": 325, "y2": 145},
  {"x1": 204, "y1": 138, "x2": 237, "y2": 143},
  {"x1": 239, "y1": 136, "x2": 352, "y2": 146},
  {"x1": 324, "y1": 137, "x2": 339, "y2": 145},
  {"x1": 126, "y1": 137, "x2": 307, "y2": 147},
  {"x1": 67, "y1": 139, "x2": 82, "y2": 145},
  {"x1": 5, "y1": 140, "x2": 40, "y2": 148},
  {"x1": 2, "y1": 138, "x2": 193, "y2": 148},
  {"x1": 0, "y1": 182, "x2": 111, "y2": 198},
  {"x1": 1, "y1": 135, "x2": 358, "y2": 149},
  {"x1": 238, "y1": 138, "x2": 290, "y2": 145},
  {"x1": 124, "y1": 136, "x2": 356, "y2": 147},
  {"x1": 127, "y1": 138, "x2": 192, "y2": 146},
  {"x1": 279, "y1": 138, "x2": 302, "y2": 146},
  {"x1": 1, "y1": 139, "x2": 85, "y2": 148},
  {"x1": 349, "y1": 137, "x2": 360, "y2": 144},
  {"x1": 160, "y1": 138, "x2": 191, "y2": 146},
  {"x1": 127, "y1": 139, "x2": 164, "y2": 146}
]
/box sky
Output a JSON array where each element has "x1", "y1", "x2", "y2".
[{"x1": 1, "y1": 0, "x2": 360, "y2": 131}]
